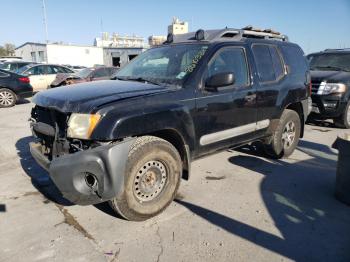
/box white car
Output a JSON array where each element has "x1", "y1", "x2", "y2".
[{"x1": 17, "y1": 64, "x2": 74, "y2": 92}]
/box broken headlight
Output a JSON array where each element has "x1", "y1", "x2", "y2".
[{"x1": 67, "y1": 113, "x2": 101, "y2": 139}]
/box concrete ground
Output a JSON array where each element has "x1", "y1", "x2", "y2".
[{"x1": 0, "y1": 101, "x2": 350, "y2": 262}]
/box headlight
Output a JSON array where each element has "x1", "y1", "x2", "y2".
[
  {"x1": 67, "y1": 113, "x2": 101, "y2": 139},
  {"x1": 317, "y1": 82, "x2": 347, "y2": 95}
]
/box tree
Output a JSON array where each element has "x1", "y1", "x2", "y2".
[{"x1": 0, "y1": 43, "x2": 16, "y2": 56}]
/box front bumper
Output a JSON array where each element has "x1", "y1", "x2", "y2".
[
  {"x1": 310, "y1": 94, "x2": 347, "y2": 119},
  {"x1": 29, "y1": 138, "x2": 135, "y2": 205}
]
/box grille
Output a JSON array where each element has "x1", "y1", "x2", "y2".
[{"x1": 311, "y1": 83, "x2": 321, "y2": 94}]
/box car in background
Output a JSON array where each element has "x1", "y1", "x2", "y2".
[
  {"x1": 307, "y1": 48, "x2": 350, "y2": 128},
  {"x1": 17, "y1": 64, "x2": 74, "y2": 92},
  {"x1": 0, "y1": 68, "x2": 33, "y2": 108},
  {"x1": 0, "y1": 56, "x2": 22, "y2": 63},
  {"x1": 0, "y1": 61, "x2": 33, "y2": 72},
  {"x1": 50, "y1": 66, "x2": 118, "y2": 88}
]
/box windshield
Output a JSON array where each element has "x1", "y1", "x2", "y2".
[
  {"x1": 76, "y1": 68, "x2": 93, "y2": 78},
  {"x1": 308, "y1": 53, "x2": 350, "y2": 72},
  {"x1": 115, "y1": 44, "x2": 209, "y2": 85}
]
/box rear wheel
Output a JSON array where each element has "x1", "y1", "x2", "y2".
[
  {"x1": 334, "y1": 101, "x2": 350, "y2": 129},
  {"x1": 0, "y1": 88, "x2": 16, "y2": 108},
  {"x1": 109, "y1": 136, "x2": 182, "y2": 221},
  {"x1": 264, "y1": 109, "x2": 301, "y2": 159}
]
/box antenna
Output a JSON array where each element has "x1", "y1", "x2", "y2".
[{"x1": 42, "y1": 0, "x2": 49, "y2": 44}]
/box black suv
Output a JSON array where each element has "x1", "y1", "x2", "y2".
[
  {"x1": 29, "y1": 27, "x2": 310, "y2": 221},
  {"x1": 307, "y1": 49, "x2": 350, "y2": 128}
]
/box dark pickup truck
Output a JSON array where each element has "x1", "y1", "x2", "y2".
[{"x1": 29, "y1": 27, "x2": 311, "y2": 221}]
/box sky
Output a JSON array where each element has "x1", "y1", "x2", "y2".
[{"x1": 1, "y1": 0, "x2": 350, "y2": 53}]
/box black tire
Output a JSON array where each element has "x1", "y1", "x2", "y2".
[
  {"x1": 0, "y1": 88, "x2": 17, "y2": 108},
  {"x1": 109, "y1": 136, "x2": 182, "y2": 221},
  {"x1": 264, "y1": 109, "x2": 301, "y2": 159},
  {"x1": 334, "y1": 101, "x2": 350, "y2": 129}
]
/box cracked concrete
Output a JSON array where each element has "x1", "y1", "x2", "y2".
[{"x1": 1, "y1": 102, "x2": 350, "y2": 262}]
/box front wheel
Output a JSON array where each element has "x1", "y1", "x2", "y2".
[
  {"x1": 109, "y1": 136, "x2": 182, "y2": 221},
  {"x1": 334, "y1": 101, "x2": 350, "y2": 129},
  {"x1": 0, "y1": 88, "x2": 17, "y2": 108},
  {"x1": 264, "y1": 109, "x2": 301, "y2": 159}
]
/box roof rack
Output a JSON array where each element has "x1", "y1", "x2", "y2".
[{"x1": 165, "y1": 26, "x2": 289, "y2": 44}]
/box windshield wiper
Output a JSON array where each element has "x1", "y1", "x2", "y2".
[{"x1": 115, "y1": 76, "x2": 162, "y2": 86}]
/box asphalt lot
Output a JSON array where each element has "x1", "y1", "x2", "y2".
[{"x1": 1, "y1": 100, "x2": 350, "y2": 262}]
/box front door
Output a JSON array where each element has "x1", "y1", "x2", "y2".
[{"x1": 194, "y1": 46, "x2": 258, "y2": 155}]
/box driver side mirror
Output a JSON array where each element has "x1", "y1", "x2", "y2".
[{"x1": 205, "y1": 72, "x2": 235, "y2": 91}]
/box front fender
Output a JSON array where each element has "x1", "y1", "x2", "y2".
[{"x1": 93, "y1": 104, "x2": 196, "y2": 151}]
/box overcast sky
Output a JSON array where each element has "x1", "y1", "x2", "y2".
[{"x1": 1, "y1": 0, "x2": 350, "y2": 53}]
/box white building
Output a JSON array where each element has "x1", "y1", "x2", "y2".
[
  {"x1": 168, "y1": 17, "x2": 189, "y2": 35},
  {"x1": 94, "y1": 33, "x2": 149, "y2": 48},
  {"x1": 15, "y1": 42, "x2": 104, "y2": 67},
  {"x1": 15, "y1": 42, "x2": 146, "y2": 68}
]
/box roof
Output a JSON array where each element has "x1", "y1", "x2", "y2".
[
  {"x1": 15, "y1": 42, "x2": 47, "y2": 50},
  {"x1": 308, "y1": 48, "x2": 350, "y2": 56},
  {"x1": 165, "y1": 26, "x2": 289, "y2": 44}
]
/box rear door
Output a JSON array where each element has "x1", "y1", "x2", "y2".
[
  {"x1": 26, "y1": 65, "x2": 48, "y2": 91},
  {"x1": 251, "y1": 43, "x2": 287, "y2": 125}
]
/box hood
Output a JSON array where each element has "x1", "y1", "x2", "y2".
[
  {"x1": 51, "y1": 73, "x2": 81, "y2": 86},
  {"x1": 310, "y1": 70, "x2": 350, "y2": 84},
  {"x1": 33, "y1": 80, "x2": 170, "y2": 113}
]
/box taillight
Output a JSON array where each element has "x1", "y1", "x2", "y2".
[{"x1": 19, "y1": 77, "x2": 30, "y2": 84}]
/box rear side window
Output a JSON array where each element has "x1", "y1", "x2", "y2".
[
  {"x1": 280, "y1": 45, "x2": 308, "y2": 75},
  {"x1": 252, "y1": 44, "x2": 284, "y2": 82}
]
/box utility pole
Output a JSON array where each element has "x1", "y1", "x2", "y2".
[{"x1": 42, "y1": 0, "x2": 49, "y2": 44}]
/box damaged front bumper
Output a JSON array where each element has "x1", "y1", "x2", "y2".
[{"x1": 29, "y1": 138, "x2": 135, "y2": 205}]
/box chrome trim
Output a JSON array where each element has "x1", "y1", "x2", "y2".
[{"x1": 200, "y1": 119, "x2": 270, "y2": 146}]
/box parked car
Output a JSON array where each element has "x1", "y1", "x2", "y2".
[
  {"x1": 307, "y1": 48, "x2": 350, "y2": 128},
  {"x1": 29, "y1": 27, "x2": 310, "y2": 221},
  {"x1": 0, "y1": 61, "x2": 33, "y2": 72},
  {"x1": 0, "y1": 56, "x2": 22, "y2": 63},
  {"x1": 50, "y1": 67, "x2": 118, "y2": 88},
  {"x1": 0, "y1": 68, "x2": 33, "y2": 107},
  {"x1": 16, "y1": 64, "x2": 74, "y2": 92}
]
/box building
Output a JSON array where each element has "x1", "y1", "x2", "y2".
[
  {"x1": 15, "y1": 42, "x2": 146, "y2": 68},
  {"x1": 94, "y1": 32, "x2": 148, "y2": 48},
  {"x1": 15, "y1": 42, "x2": 104, "y2": 67},
  {"x1": 168, "y1": 17, "x2": 189, "y2": 35},
  {"x1": 148, "y1": 35, "x2": 167, "y2": 47}
]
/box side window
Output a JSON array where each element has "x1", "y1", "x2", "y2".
[
  {"x1": 269, "y1": 46, "x2": 284, "y2": 79},
  {"x1": 27, "y1": 66, "x2": 46, "y2": 75},
  {"x1": 280, "y1": 45, "x2": 308, "y2": 75},
  {"x1": 252, "y1": 44, "x2": 284, "y2": 83},
  {"x1": 93, "y1": 68, "x2": 109, "y2": 78},
  {"x1": 47, "y1": 66, "x2": 57, "y2": 74},
  {"x1": 208, "y1": 47, "x2": 249, "y2": 87}
]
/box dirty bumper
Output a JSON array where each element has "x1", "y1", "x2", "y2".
[{"x1": 29, "y1": 138, "x2": 135, "y2": 205}]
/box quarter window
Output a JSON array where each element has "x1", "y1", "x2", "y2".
[
  {"x1": 208, "y1": 48, "x2": 249, "y2": 87},
  {"x1": 252, "y1": 44, "x2": 284, "y2": 82}
]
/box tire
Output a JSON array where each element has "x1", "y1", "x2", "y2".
[
  {"x1": 264, "y1": 109, "x2": 301, "y2": 159},
  {"x1": 334, "y1": 101, "x2": 350, "y2": 129},
  {"x1": 0, "y1": 88, "x2": 17, "y2": 108},
  {"x1": 109, "y1": 136, "x2": 182, "y2": 221}
]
